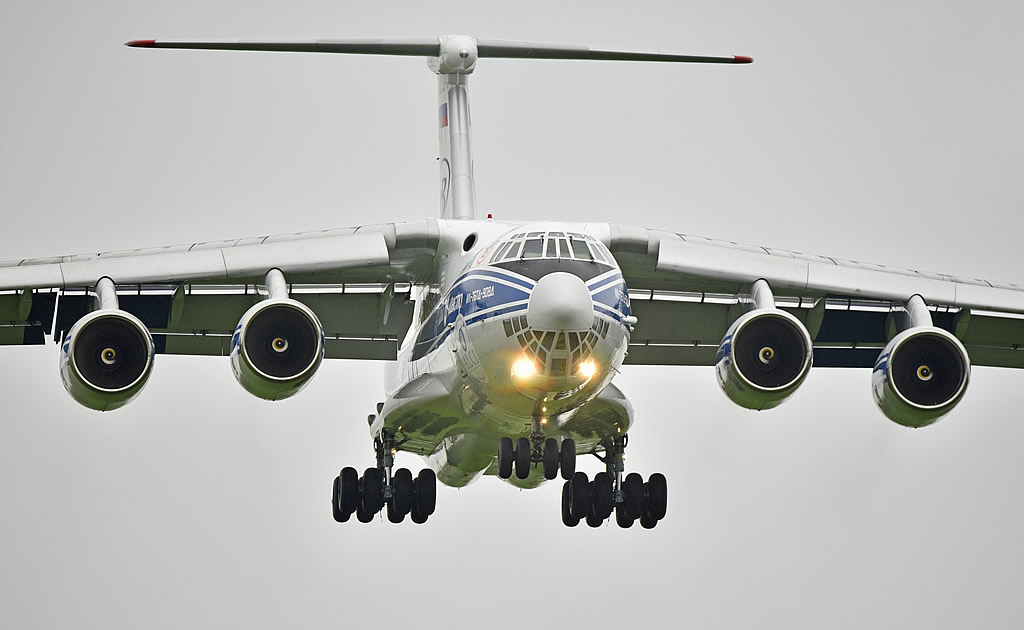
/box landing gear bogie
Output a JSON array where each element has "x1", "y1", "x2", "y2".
[
  {"x1": 330, "y1": 428, "x2": 437, "y2": 525},
  {"x1": 555, "y1": 433, "x2": 668, "y2": 529}
]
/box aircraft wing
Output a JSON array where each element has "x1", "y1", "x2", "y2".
[
  {"x1": 602, "y1": 224, "x2": 1024, "y2": 369},
  {"x1": 0, "y1": 221, "x2": 439, "y2": 359}
]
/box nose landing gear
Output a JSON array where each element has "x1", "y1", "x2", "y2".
[
  {"x1": 496, "y1": 415, "x2": 577, "y2": 481},
  {"x1": 331, "y1": 425, "x2": 437, "y2": 524}
]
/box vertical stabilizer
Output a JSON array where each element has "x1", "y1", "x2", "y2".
[{"x1": 428, "y1": 36, "x2": 479, "y2": 220}]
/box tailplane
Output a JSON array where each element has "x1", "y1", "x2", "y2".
[{"x1": 127, "y1": 36, "x2": 753, "y2": 220}]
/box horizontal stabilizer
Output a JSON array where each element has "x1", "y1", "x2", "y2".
[
  {"x1": 126, "y1": 37, "x2": 752, "y2": 64},
  {"x1": 125, "y1": 38, "x2": 442, "y2": 56},
  {"x1": 477, "y1": 40, "x2": 751, "y2": 64}
]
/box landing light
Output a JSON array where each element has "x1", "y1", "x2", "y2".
[
  {"x1": 512, "y1": 356, "x2": 538, "y2": 379},
  {"x1": 578, "y1": 360, "x2": 597, "y2": 379}
]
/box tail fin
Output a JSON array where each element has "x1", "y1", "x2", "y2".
[{"x1": 127, "y1": 36, "x2": 752, "y2": 220}]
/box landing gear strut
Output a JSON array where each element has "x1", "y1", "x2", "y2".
[
  {"x1": 496, "y1": 415, "x2": 576, "y2": 482},
  {"x1": 560, "y1": 433, "x2": 667, "y2": 529},
  {"x1": 332, "y1": 427, "x2": 437, "y2": 524}
]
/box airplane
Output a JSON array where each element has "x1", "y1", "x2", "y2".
[{"x1": 1, "y1": 35, "x2": 1021, "y2": 530}]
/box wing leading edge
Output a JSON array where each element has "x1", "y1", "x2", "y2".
[
  {"x1": 0, "y1": 221, "x2": 439, "y2": 359},
  {"x1": 601, "y1": 224, "x2": 1024, "y2": 369}
]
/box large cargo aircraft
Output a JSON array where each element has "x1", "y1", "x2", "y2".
[{"x1": 1, "y1": 35, "x2": 1020, "y2": 529}]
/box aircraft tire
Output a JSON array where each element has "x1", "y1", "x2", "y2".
[
  {"x1": 569, "y1": 471, "x2": 592, "y2": 520},
  {"x1": 646, "y1": 473, "x2": 668, "y2": 521},
  {"x1": 615, "y1": 504, "x2": 634, "y2": 528},
  {"x1": 559, "y1": 439, "x2": 576, "y2": 480},
  {"x1": 585, "y1": 508, "x2": 604, "y2": 528},
  {"x1": 332, "y1": 476, "x2": 350, "y2": 523},
  {"x1": 622, "y1": 473, "x2": 645, "y2": 520},
  {"x1": 410, "y1": 504, "x2": 428, "y2": 524},
  {"x1": 514, "y1": 437, "x2": 531, "y2": 480},
  {"x1": 542, "y1": 438, "x2": 560, "y2": 480},
  {"x1": 591, "y1": 472, "x2": 614, "y2": 519},
  {"x1": 386, "y1": 500, "x2": 405, "y2": 523},
  {"x1": 414, "y1": 469, "x2": 437, "y2": 517},
  {"x1": 356, "y1": 501, "x2": 375, "y2": 523},
  {"x1": 339, "y1": 467, "x2": 359, "y2": 515},
  {"x1": 561, "y1": 480, "x2": 580, "y2": 527},
  {"x1": 497, "y1": 437, "x2": 514, "y2": 479},
  {"x1": 639, "y1": 509, "x2": 658, "y2": 529},
  {"x1": 392, "y1": 468, "x2": 414, "y2": 516},
  {"x1": 361, "y1": 468, "x2": 384, "y2": 515}
]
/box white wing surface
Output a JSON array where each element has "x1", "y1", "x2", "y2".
[
  {"x1": 0, "y1": 221, "x2": 439, "y2": 359},
  {"x1": 602, "y1": 224, "x2": 1024, "y2": 369}
]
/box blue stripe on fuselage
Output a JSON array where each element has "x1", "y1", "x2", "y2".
[{"x1": 411, "y1": 265, "x2": 630, "y2": 360}]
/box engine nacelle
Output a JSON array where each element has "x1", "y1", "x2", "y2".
[
  {"x1": 872, "y1": 327, "x2": 970, "y2": 428},
  {"x1": 59, "y1": 310, "x2": 155, "y2": 411},
  {"x1": 230, "y1": 298, "x2": 325, "y2": 401},
  {"x1": 716, "y1": 309, "x2": 813, "y2": 410}
]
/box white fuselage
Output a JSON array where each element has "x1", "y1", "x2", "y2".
[{"x1": 375, "y1": 220, "x2": 634, "y2": 487}]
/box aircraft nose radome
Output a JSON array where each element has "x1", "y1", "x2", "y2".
[{"x1": 527, "y1": 272, "x2": 593, "y2": 331}]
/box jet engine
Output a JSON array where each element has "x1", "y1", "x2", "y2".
[
  {"x1": 59, "y1": 310, "x2": 155, "y2": 411},
  {"x1": 230, "y1": 298, "x2": 325, "y2": 401},
  {"x1": 716, "y1": 309, "x2": 813, "y2": 410},
  {"x1": 872, "y1": 327, "x2": 970, "y2": 428}
]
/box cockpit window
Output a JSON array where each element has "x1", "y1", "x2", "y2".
[
  {"x1": 490, "y1": 230, "x2": 613, "y2": 264},
  {"x1": 570, "y1": 239, "x2": 593, "y2": 261},
  {"x1": 521, "y1": 238, "x2": 544, "y2": 259}
]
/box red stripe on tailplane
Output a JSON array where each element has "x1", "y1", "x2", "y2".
[
  {"x1": 125, "y1": 40, "x2": 157, "y2": 48},
  {"x1": 734, "y1": 55, "x2": 753, "y2": 64}
]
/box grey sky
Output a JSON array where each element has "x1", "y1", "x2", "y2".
[{"x1": 2, "y1": 1, "x2": 1023, "y2": 628}]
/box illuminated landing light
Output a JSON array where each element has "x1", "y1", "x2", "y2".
[
  {"x1": 578, "y1": 360, "x2": 598, "y2": 379},
  {"x1": 541, "y1": 418, "x2": 548, "y2": 425},
  {"x1": 512, "y1": 356, "x2": 538, "y2": 379}
]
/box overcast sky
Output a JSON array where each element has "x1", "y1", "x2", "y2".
[{"x1": 2, "y1": 1, "x2": 1024, "y2": 628}]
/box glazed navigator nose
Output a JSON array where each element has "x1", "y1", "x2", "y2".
[{"x1": 527, "y1": 272, "x2": 593, "y2": 331}]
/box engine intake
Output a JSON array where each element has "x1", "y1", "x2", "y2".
[
  {"x1": 872, "y1": 327, "x2": 970, "y2": 428},
  {"x1": 60, "y1": 310, "x2": 155, "y2": 411},
  {"x1": 716, "y1": 309, "x2": 813, "y2": 410},
  {"x1": 231, "y1": 298, "x2": 325, "y2": 401}
]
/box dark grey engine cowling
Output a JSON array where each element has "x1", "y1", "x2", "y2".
[
  {"x1": 716, "y1": 309, "x2": 813, "y2": 411},
  {"x1": 59, "y1": 310, "x2": 156, "y2": 411},
  {"x1": 230, "y1": 298, "x2": 325, "y2": 401},
  {"x1": 872, "y1": 327, "x2": 970, "y2": 428}
]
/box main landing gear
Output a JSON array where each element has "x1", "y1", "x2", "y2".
[
  {"x1": 560, "y1": 434, "x2": 667, "y2": 529},
  {"x1": 332, "y1": 428, "x2": 437, "y2": 524}
]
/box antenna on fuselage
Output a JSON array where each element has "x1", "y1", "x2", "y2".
[{"x1": 126, "y1": 36, "x2": 752, "y2": 221}]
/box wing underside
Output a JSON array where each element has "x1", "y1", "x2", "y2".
[{"x1": 602, "y1": 224, "x2": 1024, "y2": 369}]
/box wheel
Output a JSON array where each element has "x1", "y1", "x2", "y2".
[
  {"x1": 615, "y1": 504, "x2": 634, "y2": 528},
  {"x1": 332, "y1": 476, "x2": 349, "y2": 522},
  {"x1": 569, "y1": 471, "x2": 592, "y2": 520},
  {"x1": 386, "y1": 500, "x2": 405, "y2": 523},
  {"x1": 591, "y1": 471, "x2": 614, "y2": 519},
  {"x1": 585, "y1": 508, "x2": 604, "y2": 528},
  {"x1": 559, "y1": 438, "x2": 576, "y2": 480},
  {"x1": 339, "y1": 467, "x2": 359, "y2": 514},
  {"x1": 622, "y1": 473, "x2": 645, "y2": 520},
  {"x1": 543, "y1": 438, "x2": 560, "y2": 480},
  {"x1": 639, "y1": 509, "x2": 658, "y2": 529},
  {"x1": 561, "y1": 480, "x2": 580, "y2": 527},
  {"x1": 361, "y1": 468, "x2": 384, "y2": 515},
  {"x1": 514, "y1": 437, "x2": 531, "y2": 480},
  {"x1": 392, "y1": 468, "x2": 414, "y2": 516},
  {"x1": 414, "y1": 469, "x2": 437, "y2": 517},
  {"x1": 356, "y1": 501, "x2": 375, "y2": 523},
  {"x1": 410, "y1": 504, "x2": 428, "y2": 524},
  {"x1": 497, "y1": 437, "x2": 514, "y2": 479},
  {"x1": 646, "y1": 473, "x2": 668, "y2": 521}
]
